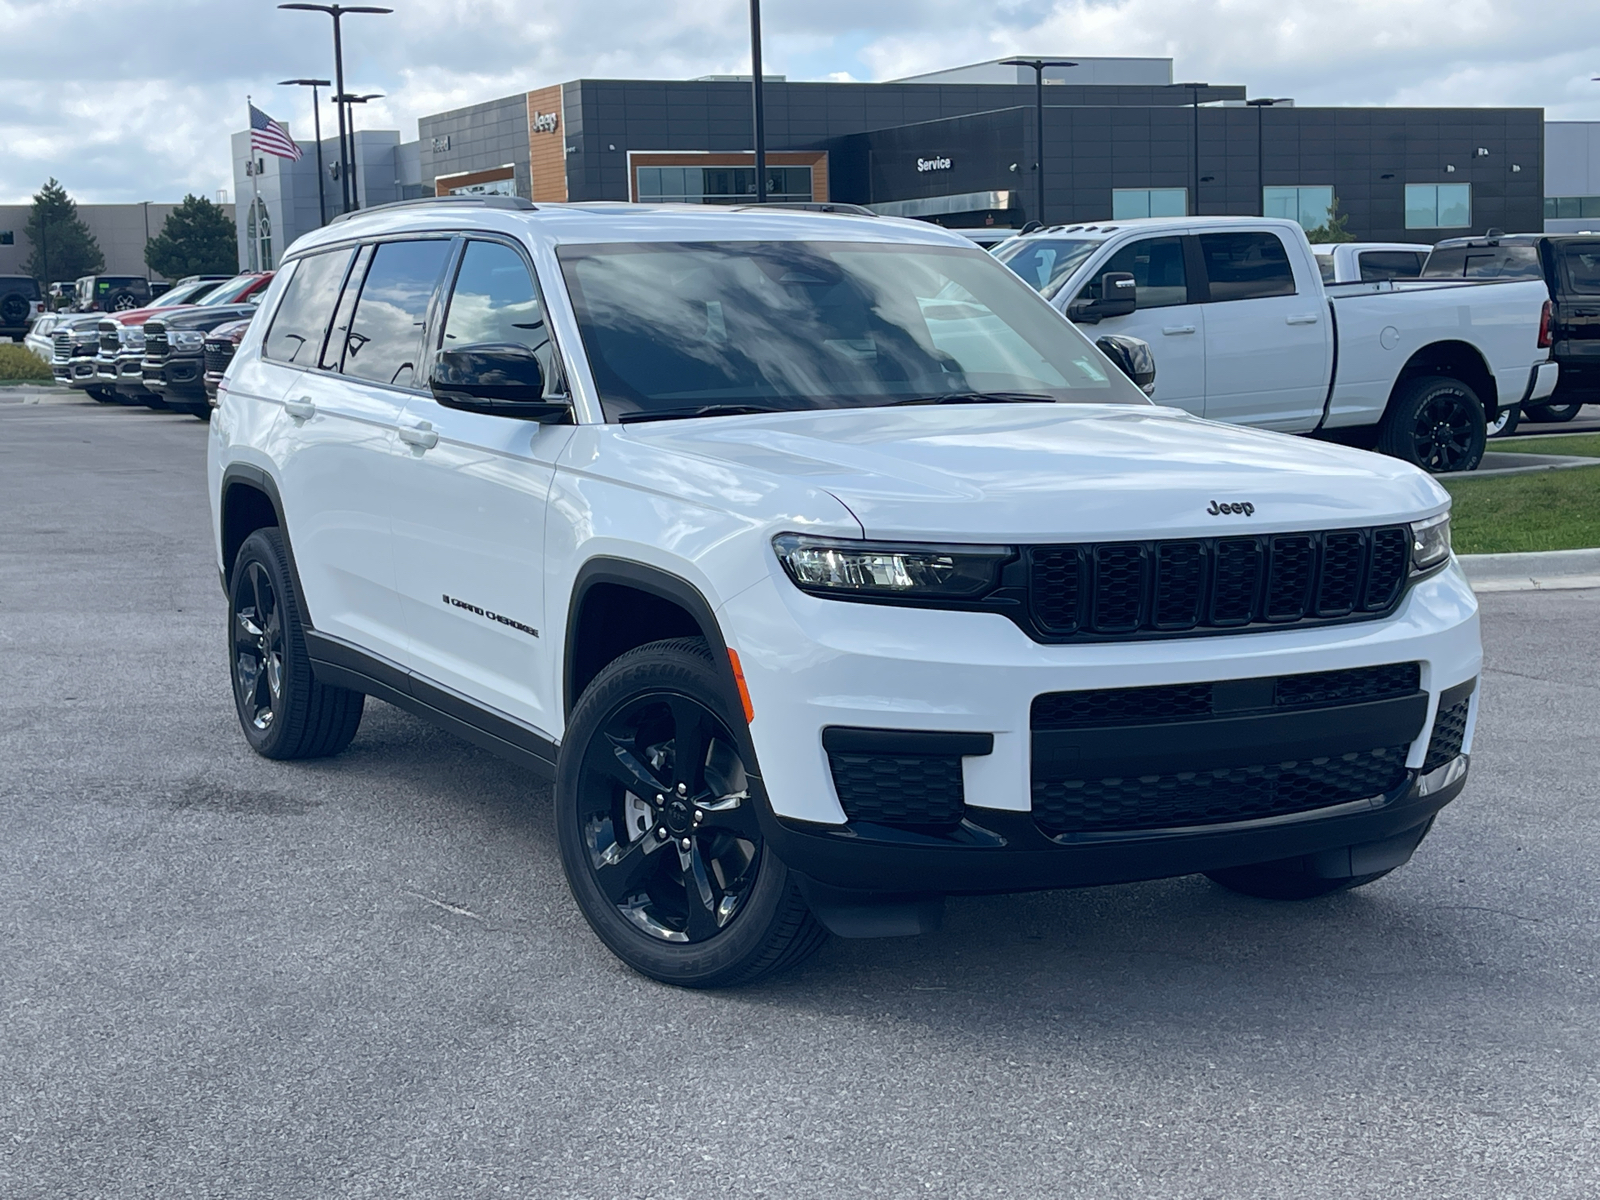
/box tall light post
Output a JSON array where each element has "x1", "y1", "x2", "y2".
[
  {"x1": 281, "y1": 78, "x2": 332, "y2": 227},
  {"x1": 334, "y1": 92, "x2": 383, "y2": 209},
  {"x1": 278, "y1": 4, "x2": 392, "y2": 215},
  {"x1": 749, "y1": 0, "x2": 767, "y2": 202},
  {"x1": 1177, "y1": 82, "x2": 1209, "y2": 216},
  {"x1": 1246, "y1": 98, "x2": 1290, "y2": 217},
  {"x1": 1000, "y1": 58, "x2": 1077, "y2": 226}
]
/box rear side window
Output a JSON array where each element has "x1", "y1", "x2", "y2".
[
  {"x1": 1358, "y1": 251, "x2": 1424, "y2": 282},
  {"x1": 264, "y1": 250, "x2": 352, "y2": 366},
  {"x1": 1559, "y1": 244, "x2": 1600, "y2": 295},
  {"x1": 1422, "y1": 245, "x2": 1542, "y2": 280},
  {"x1": 1197, "y1": 232, "x2": 1295, "y2": 301},
  {"x1": 1315, "y1": 255, "x2": 1335, "y2": 283},
  {"x1": 340, "y1": 239, "x2": 453, "y2": 389},
  {"x1": 1076, "y1": 236, "x2": 1189, "y2": 309}
]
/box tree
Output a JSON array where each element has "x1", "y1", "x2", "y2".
[
  {"x1": 144, "y1": 195, "x2": 239, "y2": 279},
  {"x1": 1305, "y1": 194, "x2": 1355, "y2": 244},
  {"x1": 24, "y1": 179, "x2": 104, "y2": 284}
]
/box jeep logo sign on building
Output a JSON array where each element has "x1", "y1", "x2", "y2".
[
  {"x1": 917, "y1": 156, "x2": 953, "y2": 173},
  {"x1": 531, "y1": 110, "x2": 560, "y2": 134}
]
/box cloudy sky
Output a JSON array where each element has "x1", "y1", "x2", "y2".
[{"x1": 3, "y1": 0, "x2": 1598, "y2": 205}]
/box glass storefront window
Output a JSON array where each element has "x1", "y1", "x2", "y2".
[
  {"x1": 1544, "y1": 196, "x2": 1600, "y2": 219},
  {"x1": 1263, "y1": 185, "x2": 1333, "y2": 231},
  {"x1": 1405, "y1": 183, "x2": 1471, "y2": 229},
  {"x1": 637, "y1": 165, "x2": 813, "y2": 204},
  {"x1": 1111, "y1": 188, "x2": 1187, "y2": 219}
]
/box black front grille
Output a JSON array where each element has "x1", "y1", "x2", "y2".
[
  {"x1": 204, "y1": 341, "x2": 235, "y2": 376},
  {"x1": 1026, "y1": 526, "x2": 1411, "y2": 642},
  {"x1": 97, "y1": 324, "x2": 119, "y2": 356},
  {"x1": 1032, "y1": 663, "x2": 1422, "y2": 731},
  {"x1": 828, "y1": 752, "x2": 965, "y2": 831},
  {"x1": 1031, "y1": 747, "x2": 1412, "y2": 836},
  {"x1": 144, "y1": 325, "x2": 169, "y2": 361}
]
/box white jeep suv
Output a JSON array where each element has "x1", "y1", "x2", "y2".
[{"x1": 209, "y1": 196, "x2": 1481, "y2": 987}]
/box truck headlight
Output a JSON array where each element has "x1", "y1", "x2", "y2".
[
  {"x1": 121, "y1": 328, "x2": 144, "y2": 350},
  {"x1": 1410, "y1": 512, "x2": 1451, "y2": 573},
  {"x1": 773, "y1": 534, "x2": 1011, "y2": 600},
  {"x1": 171, "y1": 330, "x2": 205, "y2": 350}
]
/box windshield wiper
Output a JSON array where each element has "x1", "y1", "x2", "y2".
[
  {"x1": 619, "y1": 403, "x2": 785, "y2": 424},
  {"x1": 888, "y1": 391, "x2": 1055, "y2": 406}
]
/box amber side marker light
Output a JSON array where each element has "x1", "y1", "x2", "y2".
[{"x1": 727, "y1": 648, "x2": 755, "y2": 724}]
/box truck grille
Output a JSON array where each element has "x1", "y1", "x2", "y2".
[
  {"x1": 53, "y1": 330, "x2": 72, "y2": 360},
  {"x1": 1025, "y1": 526, "x2": 1411, "y2": 642},
  {"x1": 97, "y1": 323, "x2": 119, "y2": 356},
  {"x1": 204, "y1": 340, "x2": 236, "y2": 376},
  {"x1": 144, "y1": 324, "x2": 169, "y2": 361}
]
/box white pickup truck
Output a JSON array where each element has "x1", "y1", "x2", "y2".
[{"x1": 994, "y1": 217, "x2": 1557, "y2": 472}]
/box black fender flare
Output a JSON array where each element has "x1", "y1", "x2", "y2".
[{"x1": 218, "y1": 462, "x2": 315, "y2": 629}]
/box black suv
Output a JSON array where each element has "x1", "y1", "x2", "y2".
[
  {"x1": 72, "y1": 275, "x2": 152, "y2": 314},
  {"x1": 1, "y1": 275, "x2": 43, "y2": 340},
  {"x1": 1423, "y1": 233, "x2": 1599, "y2": 422}
]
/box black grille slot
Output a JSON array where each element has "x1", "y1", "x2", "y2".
[
  {"x1": 204, "y1": 341, "x2": 235, "y2": 376},
  {"x1": 1210, "y1": 538, "x2": 1263, "y2": 625},
  {"x1": 1031, "y1": 747, "x2": 1411, "y2": 835},
  {"x1": 828, "y1": 752, "x2": 966, "y2": 831},
  {"x1": 144, "y1": 325, "x2": 170, "y2": 360},
  {"x1": 1024, "y1": 525, "x2": 1416, "y2": 643},
  {"x1": 1032, "y1": 663, "x2": 1423, "y2": 731},
  {"x1": 1266, "y1": 535, "x2": 1316, "y2": 620},
  {"x1": 1365, "y1": 527, "x2": 1410, "y2": 610},
  {"x1": 1423, "y1": 693, "x2": 1473, "y2": 773},
  {"x1": 1152, "y1": 541, "x2": 1205, "y2": 628},
  {"x1": 1092, "y1": 544, "x2": 1146, "y2": 632},
  {"x1": 98, "y1": 324, "x2": 119, "y2": 355},
  {"x1": 1029, "y1": 547, "x2": 1084, "y2": 633}
]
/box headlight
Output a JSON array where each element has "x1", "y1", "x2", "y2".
[
  {"x1": 171, "y1": 330, "x2": 205, "y2": 350},
  {"x1": 121, "y1": 328, "x2": 144, "y2": 349},
  {"x1": 1410, "y1": 511, "x2": 1451, "y2": 573},
  {"x1": 773, "y1": 533, "x2": 1011, "y2": 600}
]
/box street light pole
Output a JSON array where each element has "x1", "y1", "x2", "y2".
[
  {"x1": 334, "y1": 93, "x2": 383, "y2": 209},
  {"x1": 1000, "y1": 58, "x2": 1077, "y2": 226},
  {"x1": 1246, "y1": 98, "x2": 1290, "y2": 217},
  {"x1": 1176, "y1": 82, "x2": 1209, "y2": 216},
  {"x1": 278, "y1": 5, "x2": 392, "y2": 215},
  {"x1": 749, "y1": 0, "x2": 767, "y2": 202},
  {"x1": 281, "y1": 78, "x2": 332, "y2": 227}
]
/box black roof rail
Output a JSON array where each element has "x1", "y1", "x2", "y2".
[
  {"x1": 736, "y1": 201, "x2": 877, "y2": 216},
  {"x1": 329, "y1": 195, "x2": 537, "y2": 224}
]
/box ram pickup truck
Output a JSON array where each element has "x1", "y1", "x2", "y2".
[
  {"x1": 1311, "y1": 242, "x2": 1431, "y2": 284},
  {"x1": 995, "y1": 217, "x2": 1556, "y2": 472},
  {"x1": 92, "y1": 275, "x2": 233, "y2": 403},
  {"x1": 210, "y1": 197, "x2": 1480, "y2": 987}
]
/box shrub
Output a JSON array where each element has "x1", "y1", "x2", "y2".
[{"x1": 0, "y1": 342, "x2": 54, "y2": 382}]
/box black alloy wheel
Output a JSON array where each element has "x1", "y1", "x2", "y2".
[
  {"x1": 233, "y1": 559, "x2": 285, "y2": 737},
  {"x1": 1378, "y1": 374, "x2": 1485, "y2": 474},
  {"x1": 1523, "y1": 400, "x2": 1585, "y2": 423},
  {"x1": 556, "y1": 638, "x2": 825, "y2": 987}
]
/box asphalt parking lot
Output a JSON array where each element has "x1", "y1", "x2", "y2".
[{"x1": 3, "y1": 392, "x2": 1599, "y2": 1199}]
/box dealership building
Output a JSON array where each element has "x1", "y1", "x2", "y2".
[{"x1": 233, "y1": 55, "x2": 1591, "y2": 266}]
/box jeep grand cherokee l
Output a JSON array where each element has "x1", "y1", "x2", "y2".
[{"x1": 210, "y1": 197, "x2": 1481, "y2": 987}]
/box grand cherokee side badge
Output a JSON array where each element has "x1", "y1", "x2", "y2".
[{"x1": 1207, "y1": 500, "x2": 1255, "y2": 516}]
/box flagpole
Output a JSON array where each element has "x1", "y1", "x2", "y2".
[{"x1": 248, "y1": 95, "x2": 263, "y2": 272}]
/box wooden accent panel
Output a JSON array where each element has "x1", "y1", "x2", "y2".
[
  {"x1": 527, "y1": 85, "x2": 567, "y2": 202},
  {"x1": 627, "y1": 151, "x2": 829, "y2": 202}
]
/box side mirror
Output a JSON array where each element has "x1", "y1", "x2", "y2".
[
  {"x1": 430, "y1": 344, "x2": 573, "y2": 422},
  {"x1": 1096, "y1": 334, "x2": 1156, "y2": 394},
  {"x1": 1068, "y1": 271, "x2": 1138, "y2": 324}
]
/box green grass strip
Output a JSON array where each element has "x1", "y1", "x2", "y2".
[
  {"x1": 1444, "y1": 464, "x2": 1600, "y2": 554},
  {"x1": 1493, "y1": 432, "x2": 1600, "y2": 458}
]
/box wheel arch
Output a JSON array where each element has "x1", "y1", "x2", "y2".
[
  {"x1": 1388, "y1": 340, "x2": 1498, "y2": 419},
  {"x1": 219, "y1": 463, "x2": 314, "y2": 627},
  {"x1": 564, "y1": 558, "x2": 740, "y2": 722}
]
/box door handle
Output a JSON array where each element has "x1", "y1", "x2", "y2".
[
  {"x1": 1162, "y1": 325, "x2": 1197, "y2": 335},
  {"x1": 284, "y1": 397, "x2": 316, "y2": 420},
  {"x1": 1286, "y1": 313, "x2": 1321, "y2": 325},
  {"x1": 398, "y1": 420, "x2": 439, "y2": 450}
]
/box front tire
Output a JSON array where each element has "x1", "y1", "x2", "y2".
[
  {"x1": 555, "y1": 637, "x2": 826, "y2": 987},
  {"x1": 1377, "y1": 375, "x2": 1486, "y2": 473},
  {"x1": 228, "y1": 528, "x2": 364, "y2": 759}
]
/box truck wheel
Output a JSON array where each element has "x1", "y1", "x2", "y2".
[
  {"x1": 229, "y1": 528, "x2": 364, "y2": 759},
  {"x1": 86, "y1": 386, "x2": 117, "y2": 404},
  {"x1": 1523, "y1": 400, "x2": 1585, "y2": 423},
  {"x1": 1487, "y1": 404, "x2": 1520, "y2": 438},
  {"x1": 0, "y1": 291, "x2": 30, "y2": 327},
  {"x1": 1378, "y1": 375, "x2": 1485, "y2": 473},
  {"x1": 556, "y1": 637, "x2": 826, "y2": 988},
  {"x1": 109, "y1": 291, "x2": 139, "y2": 312}
]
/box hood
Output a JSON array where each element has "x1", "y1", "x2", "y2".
[
  {"x1": 149, "y1": 304, "x2": 257, "y2": 332},
  {"x1": 620, "y1": 404, "x2": 1450, "y2": 542}
]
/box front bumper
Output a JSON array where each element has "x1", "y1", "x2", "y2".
[
  {"x1": 721, "y1": 556, "x2": 1481, "y2": 889},
  {"x1": 144, "y1": 353, "x2": 204, "y2": 401}
]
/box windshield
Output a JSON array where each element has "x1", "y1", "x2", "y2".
[
  {"x1": 200, "y1": 275, "x2": 263, "y2": 306},
  {"x1": 991, "y1": 238, "x2": 1103, "y2": 298},
  {"x1": 1421, "y1": 245, "x2": 1542, "y2": 280},
  {"x1": 557, "y1": 240, "x2": 1147, "y2": 422},
  {"x1": 152, "y1": 279, "x2": 221, "y2": 308}
]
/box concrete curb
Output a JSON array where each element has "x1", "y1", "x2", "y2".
[
  {"x1": 1440, "y1": 452, "x2": 1600, "y2": 480},
  {"x1": 1459, "y1": 547, "x2": 1600, "y2": 593}
]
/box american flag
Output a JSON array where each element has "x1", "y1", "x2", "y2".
[{"x1": 250, "y1": 103, "x2": 302, "y2": 161}]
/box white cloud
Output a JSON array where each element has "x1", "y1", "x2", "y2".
[{"x1": 0, "y1": 0, "x2": 1594, "y2": 204}]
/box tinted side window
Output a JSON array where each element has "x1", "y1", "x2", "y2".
[
  {"x1": 1358, "y1": 251, "x2": 1424, "y2": 282},
  {"x1": 1422, "y1": 245, "x2": 1541, "y2": 280},
  {"x1": 1315, "y1": 255, "x2": 1335, "y2": 283},
  {"x1": 1197, "y1": 232, "x2": 1296, "y2": 301},
  {"x1": 439, "y1": 240, "x2": 564, "y2": 394},
  {"x1": 264, "y1": 250, "x2": 352, "y2": 366},
  {"x1": 341, "y1": 239, "x2": 453, "y2": 388},
  {"x1": 1077, "y1": 236, "x2": 1189, "y2": 309},
  {"x1": 321, "y1": 245, "x2": 373, "y2": 372},
  {"x1": 1560, "y1": 244, "x2": 1600, "y2": 295}
]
